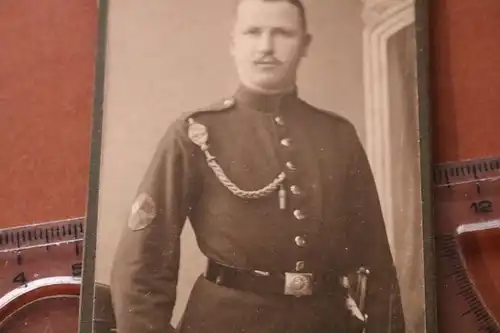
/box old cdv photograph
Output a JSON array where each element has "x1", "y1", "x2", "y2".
[{"x1": 81, "y1": 0, "x2": 434, "y2": 332}]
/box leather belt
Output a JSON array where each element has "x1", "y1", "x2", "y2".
[{"x1": 204, "y1": 259, "x2": 347, "y2": 297}]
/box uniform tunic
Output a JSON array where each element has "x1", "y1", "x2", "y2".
[{"x1": 109, "y1": 86, "x2": 405, "y2": 333}]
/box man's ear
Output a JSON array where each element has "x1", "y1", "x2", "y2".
[
  {"x1": 301, "y1": 33, "x2": 312, "y2": 57},
  {"x1": 229, "y1": 29, "x2": 236, "y2": 57}
]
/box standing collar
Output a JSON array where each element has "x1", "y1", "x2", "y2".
[{"x1": 233, "y1": 84, "x2": 299, "y2": 114}]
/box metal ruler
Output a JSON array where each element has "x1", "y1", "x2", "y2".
[
  {"x1": 434, "y1": 156, "x2": 500, "y2": 332},
  {"x1": 0, "y1": 217, "x2": 85, "y2": 332}
]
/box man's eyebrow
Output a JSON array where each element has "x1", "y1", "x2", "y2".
[
  {"x1": 238, "y1": 23, "x2": 299, "y2": 30},
  {"x1": 273, "y1": 26, "x2": 297, "y2": 31}
]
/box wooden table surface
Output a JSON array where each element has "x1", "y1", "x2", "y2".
[{"x1": 0, "y1": 0, "x2": 96, "y2": 230}]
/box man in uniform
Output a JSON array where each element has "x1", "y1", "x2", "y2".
[{"x1": 109, "y1": 0, "x2": 406, "y2": 332}]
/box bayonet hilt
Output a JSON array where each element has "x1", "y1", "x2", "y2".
[
  {"x1": 343, "y1": 266, "x2": 370, "y2": 333},
  {"x1": 356, "y1": 267, "x2": 370, "y2": 333}
]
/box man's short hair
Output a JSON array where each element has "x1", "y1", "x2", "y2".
[{"x1": 236, "y1": 0, "x2": 308, "y2": 32}]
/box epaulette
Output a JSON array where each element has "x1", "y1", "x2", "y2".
[
  {"x1": 320, "y1": 109, "x2": 353, "y2": 126},
  {"x1": 300, "y1": 100, "x2": 354, "y2": 127},
  {"x1": 182, "y1": 97, "x2": 236, "y2": 120}
]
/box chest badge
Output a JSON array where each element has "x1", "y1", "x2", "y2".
[{"x1": 187, "y1": 118, "x2": 209, "y2": 151}]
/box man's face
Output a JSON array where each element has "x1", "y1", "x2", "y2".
[{"x1": 230, "y1": 0, "x2": 311, "y2": 92}]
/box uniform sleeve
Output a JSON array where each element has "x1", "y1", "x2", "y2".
[
  {"x1": 344, "y1": 125, "x2": 406, "y2": 333},
  {"x1": 109, "y1": 119, "x2": 199, "y2": 333}
]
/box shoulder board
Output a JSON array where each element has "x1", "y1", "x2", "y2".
[
  {"x1": 320, "y1": 109, "x2": 352, "y2": 125},
  {"x1": 300, "y1": 99, "x2": 353, "y2": 126},
  {"x1": 182, "y1": 97, "x2": 236, "y2": 120}
]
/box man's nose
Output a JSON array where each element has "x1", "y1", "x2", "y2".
[{"x1": 257, "y1": 33, "x2": 274, "y2": 54}]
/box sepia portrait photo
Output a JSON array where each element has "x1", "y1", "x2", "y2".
[{"x1": 82, "y1": 0, "x2": 431, "y2": 332}]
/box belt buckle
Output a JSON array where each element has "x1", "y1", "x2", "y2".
[{"x1": 284, "y1": 272, "x2": 313, "y2": 297}]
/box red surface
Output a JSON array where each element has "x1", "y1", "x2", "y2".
[
  {"x1": 0, "y1": 0, "x2": 97, "y2": 228},
  {"x1": 1, "y1": 2, "x2": 500, "y2": 332},
  {"x1": 430, "y1": 0, "x2": 500, "y2": 163},
  {"x1": 430, "y1": 3, "x2": 500, "y2": 332},
  {"x1": 1, "y1": 1, "x2": 499, "y2": 222},
  {"x1": 0, "y1": 297, "x2": 80, "y2": 333}
]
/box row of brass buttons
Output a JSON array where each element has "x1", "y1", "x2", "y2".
[{"x1": 275, "y1": 115, "x2": 307, "y2": 272}]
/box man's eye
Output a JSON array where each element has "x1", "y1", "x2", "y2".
[
  {"x1": 275, "y1": 29, "x2": 296, "y2": 37},
  {"x1": 244, "y1": 28, "x2": 261, "y2": 35}
]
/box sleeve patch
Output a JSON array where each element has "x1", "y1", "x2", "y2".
[{"x1": 128, "y1": 193, "x2": 157, "y2": 231}]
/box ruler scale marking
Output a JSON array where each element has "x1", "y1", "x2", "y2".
[
  {"x1": 0, "y1": 216, "x2": 86, "y2": 308},
  {"x1": 434, "y1": 156, "x2": 500, "y2": 333}
]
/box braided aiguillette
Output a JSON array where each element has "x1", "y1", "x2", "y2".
[{"x1": 187, "y1": 118, "x2": 286, "y2": 207}]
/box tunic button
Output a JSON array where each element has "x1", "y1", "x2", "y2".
[
  {"x1": 290, "y1": 185, "x2": 301, "y2": 195},
  {"x1": 286, "y1": 162, "x2": 297, "y2": 171},
  {"x1": 275, "y1": 116, "x2": 284, "y2": 125},
  {"x1": 295, "y1": 261, "x2": 305, "y2": 272},
  {"x1": 293, "y1": 209, "x2": 306, "y2": 220},
  {"x1": 280, "y1": 138, "x2": 291, "y2": 147},
  {"x1": 223, "y1": 98, "x2": 234, "y2": 107},
  {"x1": 295, "y1": 236, "x2": 306, "y2": 247}
]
